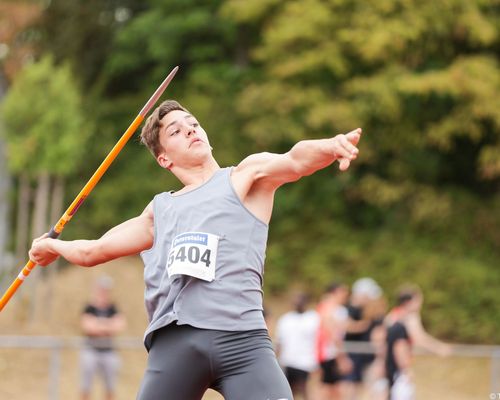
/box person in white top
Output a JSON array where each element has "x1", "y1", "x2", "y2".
[{"x1": 276, "y1": 293, "x2": 319, "y2": 399}]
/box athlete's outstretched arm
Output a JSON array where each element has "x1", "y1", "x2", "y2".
[
  {"x1": 231, "y1": 129, "x2": 362, "y2": 224},
  {"x1": 29, "y1": 203, "x2": 154, "y2": 267},
  {"x1": 237, "y1": 129, "x2": 362, "y2": 190}
]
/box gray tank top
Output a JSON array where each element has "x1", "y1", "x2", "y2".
[{"x1": 140, "y1": 167, "x2": 268, "y2": 349}]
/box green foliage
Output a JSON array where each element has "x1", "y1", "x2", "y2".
[
  {"x1": 10, "y1": 0, "x2": 499, "y2": 343},
  {"x1": 231, "y1": 0, "x2": 500, "y2": 342},
  {"x1": 37, "y1": 0, "x2": 144, "y2": 87},
  {"x1": 104, "y1": 0, "x2": 239, "y2": 84},
  {"x1": 1, "y1": 55, "x2": 88, "y2": 176}
]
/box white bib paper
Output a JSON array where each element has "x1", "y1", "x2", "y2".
[{"x1": 167, "y1": 232, "x2": 219, "y2": 282}]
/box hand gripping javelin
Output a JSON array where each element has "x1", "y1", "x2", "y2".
[{"x1": 0, "y1": 66, "x2": 179, "y2": 312}]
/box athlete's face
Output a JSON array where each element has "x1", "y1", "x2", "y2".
[{"x1": 156, "y1": 109, "x2": 212, "y2": 169}]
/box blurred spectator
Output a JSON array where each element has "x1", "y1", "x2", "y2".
[
  {"x1": 263, "y1": 307, "x2": 275, "y2": 337},
  {"x1": 364, "y1": 320, "x2": 389, "y2": 400},
  {"x1": 344, "y1": 277, "x2": 388, "y2": 400},
  {"x1": 316, "y1": 283, "x2": 352, "y2": 400},
  {"x1": 80, "y1": 276, "x2": 126, "y2": 400},
  {"x1": 385, "y1": 285, "x2": 452, "y2": 400},
  {"x1": 276, "y1": 293, "x2": 319, "y2": 400}
]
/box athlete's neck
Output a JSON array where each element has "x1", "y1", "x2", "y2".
[{"x1": 173, "y1": 159, "x2": 221, "y2": 188}]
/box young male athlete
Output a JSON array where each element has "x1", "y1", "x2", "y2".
[{"x1": 29, "y1": 100, "x2": 362, "y2": 400}]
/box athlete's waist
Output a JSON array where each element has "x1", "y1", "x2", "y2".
[{"x1": 144, "y1": 314, "x2": 268, "y2": 350}]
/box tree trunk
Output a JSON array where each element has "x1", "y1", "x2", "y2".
[
  {"x1": 27, "y1": 171, "x2": 50, "y2": 323},
  {"x1": 13, "y1": 173, "x2": 31, "y2": 318},
  {"x1": 0, "y1": 138, "x2": 12, "y2": 291},
  {"x1": 235, "y1": 26, "x2": 250, "y2": 68},
  {"x1": 43, "y1": 175, "x2": 65, "y2": 321},
  {"x1": 15, "y1": 173, "x2": 31, "y2": 267},
  {"x1": 0, "y1": 71, "x2": 12, "y2": 291},
  {"x1": 32, "y1": 171, "x2": 51, "y2": 238}
]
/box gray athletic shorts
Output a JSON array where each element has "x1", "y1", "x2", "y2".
[
  {"x1": 80, "y1": 347, "x2": 120, "y2": 393},
  {"x1": 137, "y1": 323, "x2": 293, "y2": 400}
]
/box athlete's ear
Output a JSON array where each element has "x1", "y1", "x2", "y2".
[{"x1": 157, "y1": 152, "x2": 173, "y2": 170}]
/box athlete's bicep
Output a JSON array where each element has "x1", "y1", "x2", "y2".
[
  {"x1": 236, "y1": 152, "x2": 301, "y2": 190},
  {"x1": 101, "y1": 201, "x2": 153, "y2": 238},
  {"x1": 95, "y1": 212, "x2": 154, "y2": 262}
]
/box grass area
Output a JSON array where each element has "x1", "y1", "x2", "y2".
[
  {"x1": 0, "y1": 347, "x2": 490, "y2": 400},
  {"x1": 0, "y1": 257, "x2": 494, "y2": 399}
]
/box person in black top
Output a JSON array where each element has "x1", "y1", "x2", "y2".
[
  {"x1": 344, "y1": 277, "x2": 387, "y2": 400},
  {"x1": 385, "y1": 285, "x2": 452, "y2": 400},
  {"x1": 386, "y1": 321, "x2": 410, "y2": 389},
  {"x1": 80, "y1": 276, "x2": 126, "y2": 400}
]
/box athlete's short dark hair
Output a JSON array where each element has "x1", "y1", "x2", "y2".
[{"x1": 140, "y1": 100, "x2": 189, "y2": 157}]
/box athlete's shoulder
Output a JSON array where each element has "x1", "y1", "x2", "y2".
[
  {"x1": 235, "y1": 152, "x2": 280, "y2": 173},
  {"x1": 141, "y1": 200, "x2": 155, "y2": 220},
  {"x1": 144, "y1": 191, "x2": 174, "y2": 210}
]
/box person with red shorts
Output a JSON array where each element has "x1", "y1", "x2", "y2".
[{"x1": 316, "y1": 283, "x2": 352, "y2": 400}]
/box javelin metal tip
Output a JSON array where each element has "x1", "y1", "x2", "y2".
[{"x1": 139, "y1": 66, "x2": 180, "y2": 117}]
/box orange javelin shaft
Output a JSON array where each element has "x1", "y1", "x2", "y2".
[{"x1": 0, "y1": 66, "x2": 179, "y2": 312}]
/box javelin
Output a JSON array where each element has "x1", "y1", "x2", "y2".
[{"x1": 0, "y1": 66, "x2": 179, "y2": 312}]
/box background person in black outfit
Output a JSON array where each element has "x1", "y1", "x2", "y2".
[
  {"x1": 80, "y1": 276, "x2": 126, "y2": 400},
  {"x1": 344, "y1": 277, "x2": 386, "y2": 400},
  {"x1": 385, "y1": 285, "x2": 452, "y2": 400},
  {"x1": 386, "y1": 320, "x2": 411, "y2": 393}
]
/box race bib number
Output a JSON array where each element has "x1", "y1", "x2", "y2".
[{"x1": 167, "y1": 232, "x2": 219, "y2": 282}]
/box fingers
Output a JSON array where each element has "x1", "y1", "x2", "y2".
[
  {"x1": 29, "y1": 236, "x2": 56, "y2": 266},
  {"x1": 334, "y1": 128, "x2": 362, "y2": 171},
  {"x1": 338, "y1": 158, "x2": 351, "y2": 171},
  {"x1": 28, "y1": 247, "x2": 41, "y2": 265},
  {"x1": 331, "y1": 138, "x2": 355, "y2": 160},
  {"x1": 331, "y1": 134, "x2": 359, "y2": 160},
  {"x1": 339, "y1": 135, "x2": 359, "y2": 158},
  {"x1": 29, "y1": 242, "x2": 43, "y2": 264},
  {"x1": 32, "y1": 232, "x2": 50, "y2": 245},
  {"x1": 345, "y1": 127, "x2": 362, "y2": 141}
]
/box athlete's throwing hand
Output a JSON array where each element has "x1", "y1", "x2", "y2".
[
  {"x1": 29, "y1": 234, "x2": 59, "y2": 266},
  {"x1": 331, "y1": 128, "x2": 361, "y2": 171}
]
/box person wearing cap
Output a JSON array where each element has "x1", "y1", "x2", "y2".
[
  {"x1": 80, "y1": 276, "x2": 126, "y2": 400},
  {"x1": 344, "y1": 277, "x2": 387, "y2": 400}
]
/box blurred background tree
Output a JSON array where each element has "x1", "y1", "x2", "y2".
[
  {"x1": 0, "y1": 0, "x2": 42, "y2": 311},
  {"x1": 222, "y1": 0, "x2": 500, "y2": 342},
  {"x1": 1, "y1": 54, "x2": 88, "y2": 320},
  {"x1": 0, "y1": 0, "x2": 498, "y2": 342}
]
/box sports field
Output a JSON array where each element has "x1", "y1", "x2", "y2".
[{"x1": 0, "y1": 257, "x2": 492, "y2": 400}]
